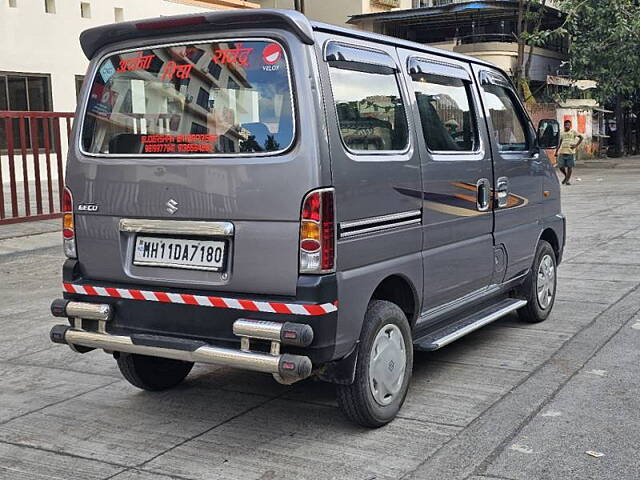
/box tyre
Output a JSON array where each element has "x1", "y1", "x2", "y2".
[
  {"x1": 336, "y1": 300, "x2": 413, "y2": 428},
  {"x1": 517, "y1": 240, "x2": 557, "y2": 323},
  {"x1": 117, "y1": 353, "x2": 193, "y2": 391}
]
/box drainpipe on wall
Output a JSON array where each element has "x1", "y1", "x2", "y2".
[{"x1": 294, "y1": 0, "x2": 305, "y2": 13}]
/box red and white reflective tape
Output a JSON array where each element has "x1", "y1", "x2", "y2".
[{"x1": 63, "y1": 283, "x2": 338, "y2": 316}]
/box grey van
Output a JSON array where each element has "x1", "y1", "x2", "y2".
[{"x1": 49, "y1": 10, "x2": 565, "y2": 427}]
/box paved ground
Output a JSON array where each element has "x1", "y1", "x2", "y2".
[
  {"x1": 576, "y1": 153, "x2": 640, "y2": 169},
  {"x1": 1, "y1": 168, "x2": 640, "y2": 480}
]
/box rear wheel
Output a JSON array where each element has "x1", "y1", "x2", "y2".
[
  {"x1": 117, "y1": 353, "x2": 193, "y2": 391},
  {"x1": 336, "y1": 300, "x2": 413, "y2": 428},
  {"x1": 517, "y1": 240, "x2": 557, "y2": 323}
]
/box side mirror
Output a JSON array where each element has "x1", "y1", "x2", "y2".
[{"x1": 537, "y1": 119, "x2": 560, "y2": 149}]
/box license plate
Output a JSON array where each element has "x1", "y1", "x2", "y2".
[{"x1": 133, "y1": 236, "x2": 226, "y2": 271}]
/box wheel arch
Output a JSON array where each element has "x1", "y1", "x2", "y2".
[
  {"x1": 370, "y1": 274, "x2": 420, "y2": 328},
  {"x1": 539, "y1": 227, "x2": 560, "y2": 263}
]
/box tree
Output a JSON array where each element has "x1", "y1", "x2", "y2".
[
  {"x1": 239, "y1": 135, "x2": 263, "y2": 153},
  {"x1": 514, "y1": 0, "x2": 557, "y2": 102},
  {"x1": 560, "y1": 0, "x2": 640, "y2": 155},
  {"x1": 264, "y1": 135, "x2": 280, "y2": 152}
]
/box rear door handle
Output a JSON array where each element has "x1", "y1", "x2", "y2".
[
  {"x1": 476, "y1": 178, "x2": 490, "y2": 212},
  {"x1": 496, "y1": 176, "x2": 509, "y2": 208}
]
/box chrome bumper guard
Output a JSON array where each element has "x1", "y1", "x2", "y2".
[{"x1": 50, "y1": 299, "x2": 314, "y2": 384}]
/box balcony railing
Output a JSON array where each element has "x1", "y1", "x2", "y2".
[
  {"x1": 414, "y1": 0, "x2": 484, "y2": 7},
  {"x1": 413, "y1": 0, "x2": 561, "y2": 9},
  {"x1": 458, "y1": 33, "x2": 515, "y2": 44}
]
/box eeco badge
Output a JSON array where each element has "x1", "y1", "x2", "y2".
[{"x1": 262, "y1": 44, "x2": 282, "y2": 65}]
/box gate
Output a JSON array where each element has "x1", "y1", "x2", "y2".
[{"x1": 0, "y1": 111, "x2": 74, "y2": 225}]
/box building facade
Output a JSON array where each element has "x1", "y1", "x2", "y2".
[{"x1": 349, "y1": 0, "x2": 567, "y2": 86}]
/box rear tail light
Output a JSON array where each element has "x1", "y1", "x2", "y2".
[
  {"x1": 62, "y1": 187, "x2": 77, "y2": 258},
  {"x1": 299, "y1": 188, "x2": 335, "y2": 274}
]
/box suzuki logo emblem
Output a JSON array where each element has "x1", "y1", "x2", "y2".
[{"x1": 166, "y1": 199, "x2": 179, "y2": 214}]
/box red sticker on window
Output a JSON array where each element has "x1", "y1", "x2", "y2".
[
  {"x1": 262, "y1": 44, "x2": 282, "y2": 65},
  {"x1": 213, "y1": 44, "x2": 253, "y2": 66},
  {"x1": 116, "y1": 52, "x2": 155, "y2": 73},
  {"x1": 141, "y1": 134, "x2": 218, "y2": 153},
  {"x1": 161, "y1": 61, "x2": 193, "y2": 81}
]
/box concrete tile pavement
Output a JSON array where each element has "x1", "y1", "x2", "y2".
[
  {"x1": 0, "y1": 442, "x2": 122, "y2": 480},
  {"x1": 0, "y1": 168, "x2": 639, "y2": 479},
  {"x1": 405, "y1": 284, "x2": 640, "y2": 480},
  {"x1": 483, "y1": 313, "x2": 640, "y2": 480},
  {"x1": 143, "y1": 399, "x2": 458, "y2": 480},
  {"x1": 108, "y1": 471, "x2": 177, "y2": 480},
  {"x1": 0, "y1": 362, "x2": 116, "y2": 423},
  {"x1": 0, "y1": 381, "x2": 272, "y2": 467}
]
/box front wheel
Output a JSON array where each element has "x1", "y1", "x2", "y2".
[
  {"x1": 517, "y1": 240, "x2": 557, "y2": 323},
  {"x1": 336, "y1": 300, "x2": 413, "y2": 428},
  {"x1": 117, "y1": 353, "x2": 194, "y2": 391}
]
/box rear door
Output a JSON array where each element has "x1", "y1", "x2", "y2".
[
  {"x1": 399, "y1": 50, "x2": 495, "y2": 314},
  {"x1": 472, "y1": 66, "x2": 543, "y2": 281},
  {"x1": 68, "y1": 32, "x2": 327, "y2": 296}
]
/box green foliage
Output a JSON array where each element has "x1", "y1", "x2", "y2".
[
  {"x1": 520, "y1": 27, "x2": 566, "y2": 47},
  {"x1": 514, "y1": 0, "x2": 559, "y2": 98},
  {"x1": 560, "y1": 0, "x2": 640, "y2": 104}
]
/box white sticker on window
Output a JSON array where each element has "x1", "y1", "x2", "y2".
[{"x1": 99, "y1": 60, "x2": 116, "y2": 83}]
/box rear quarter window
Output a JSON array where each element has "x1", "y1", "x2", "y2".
[
  {"x1": 81, "y1": 39, "x2": 295, "y2": 156},
  {"x1": 327, "y1": 57, "x2": 409, "y2": 153}
]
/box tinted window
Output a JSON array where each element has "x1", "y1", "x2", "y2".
[
  {"x1": 411, "y1": 73, "x2": 478, "y2": 152},
  {"x1": 329, "y1": 66, "x2": 408, "y2": 152},
  {"x1": 481, "y1": 83, "x2": 528, "y2": 151},
  {"x1": 81, "y1": 40, "x2": 294, "y2": 155}
]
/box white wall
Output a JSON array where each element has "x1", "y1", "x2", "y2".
[
  {"x1": 0, "y1": 0, "x2": 214, "y2": 113},
  {"x1": 454, "y1": 42, "x2": 565, "y2": 83}
]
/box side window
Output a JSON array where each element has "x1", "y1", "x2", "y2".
[
  {"x1": 481, "y1": 82, "x2": 529, "y2": 152},
  {"x1": 410, "y1": 72, "x2": 478, "y2": 152},
  {"x1": 327, "y1": 50, "x2": 408, "y2": 152}
]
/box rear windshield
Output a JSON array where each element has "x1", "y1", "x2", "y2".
[{"x1": 81, "y1": 40, "x2": 294, "y2": 155}]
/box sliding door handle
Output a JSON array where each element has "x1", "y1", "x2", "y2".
[
  {"x1": 476, "y1": 178, "x2": 490, "y2": 212},
  {"x1": 496, "y1": 176, "x2": 509, "y2": 208}
]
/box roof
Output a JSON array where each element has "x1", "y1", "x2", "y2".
[
  {"x1": 78, "y1": 8, "x2": 497, "y2": 72},
  {"x1": 348, "y1": 0, "x2": 543, "y2": 24}
]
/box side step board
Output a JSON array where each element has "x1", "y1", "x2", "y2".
[{"x1": 413, "y1": 298, "x2": 527, "y2": 352}]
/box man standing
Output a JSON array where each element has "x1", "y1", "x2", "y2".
[{"x1": 555, "y1": 119, "x2": 583, "y2": 185}]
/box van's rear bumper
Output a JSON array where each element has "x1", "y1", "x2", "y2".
[
  {"x1": 49, "y1": 322, "x2": 313, "y2": 383},
  {"x1": 56, "y1": 260, "x2": 338, "y2": 365}
]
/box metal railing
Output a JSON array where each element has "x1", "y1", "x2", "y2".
[
  {"x1": 0, "y1": 111, "x2": 74, "y2": 225},
  {"x1": 458, "y1": 33, "x2": 515, "y2": 45},
  {"x1": 414, "y1": 0, "x2": 481, "y2": 7}
]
